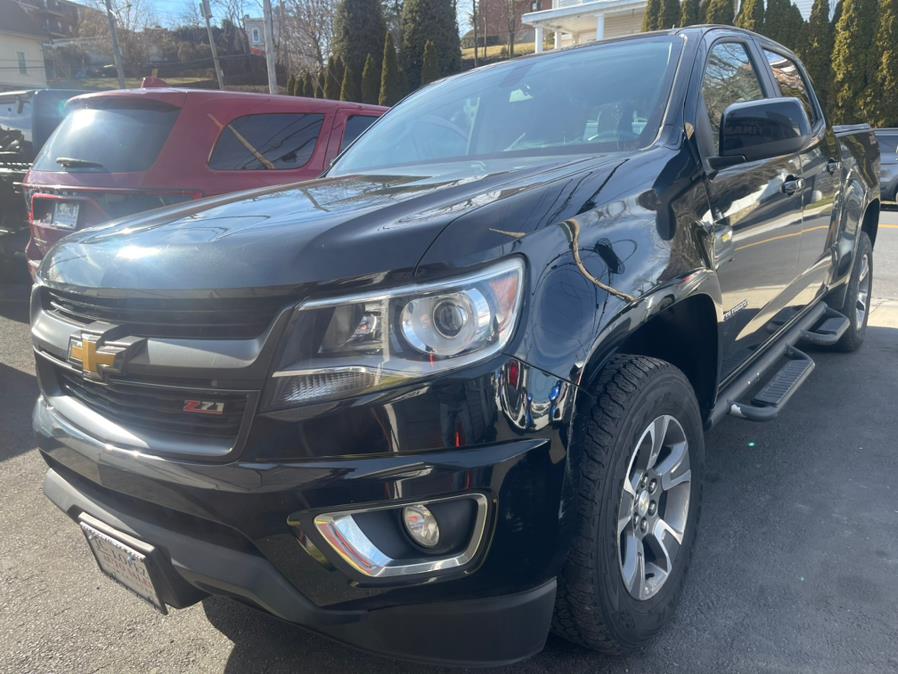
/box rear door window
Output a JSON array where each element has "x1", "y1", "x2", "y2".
[
  {"x1": 763, "y1": 50, "x2": 819, "y2": 126},
  {"x1": 340, "y1": 115, "x2": 378, "y2": 151},
  {"x1": 209, "y1": 113, "x2": 324, "y2": 170},
  {"x1": 32, "y1": 104, "x2": 179, "y2": 172}
]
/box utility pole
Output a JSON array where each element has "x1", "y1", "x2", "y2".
[
  {"x1": 472, "y1": 0, "x2": 478, "y2": 67},
  {"x1": 262, "y1": 0, "x2": 277, "y2": 94},
  {"x1": 200, "y1": 0, "x2": 224, "y2": 89},
  {"x1": 103, "y1": 0, "x2": 125, "y2": 88}
]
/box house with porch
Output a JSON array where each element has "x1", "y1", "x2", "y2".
[{"x1": 522, "y1": 0, "x2": 834, "y2": 53}]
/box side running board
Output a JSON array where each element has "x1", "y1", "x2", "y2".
[
  {"x1": 729, "y1": 346, "x2": 814, "y2": 421},
  {"x1": 800, "y1": 305, "x2": 850, "y2": 346},
  {"x1": 709, "y1": 303, "x2": 848, "y2": 426}
]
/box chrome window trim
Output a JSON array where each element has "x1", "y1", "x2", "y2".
[{"x1": 313, "y1": 493, "x2": 489, "y2": 579}]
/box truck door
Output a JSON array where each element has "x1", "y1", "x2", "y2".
[
  {"x1": 762, "y1": 48, "x2": 839, "y2": 308},
  {"x1": 697, "y1": 39, "x2": 804, "y2": 377}
]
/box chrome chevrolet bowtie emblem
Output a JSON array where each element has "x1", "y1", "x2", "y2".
[{"x1": 67, "y1": 332, "x2": 143, "y2": 381}]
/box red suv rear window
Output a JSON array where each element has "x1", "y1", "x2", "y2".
[
  {"x1": 33, "y1": 102, "x2": 179, "y2": 173},
  {"x1": 208, "y1": 113, "x2": 324, "y2": 170}
]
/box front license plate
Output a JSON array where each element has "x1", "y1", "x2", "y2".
[
  {"x1": 52, "y1": 201, "x2": 79, "y2": 229},
  {"x1": 80, "y1": 522, "x2": 167, "y2": 614}
]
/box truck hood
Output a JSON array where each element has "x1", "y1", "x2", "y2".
[{"x1": 39, "y1": 154, "x2": 625, "y2": 292}]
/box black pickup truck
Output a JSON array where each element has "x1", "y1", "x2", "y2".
[{"x1": 31, "y1": 27, "x2": 879, "y2": 666}]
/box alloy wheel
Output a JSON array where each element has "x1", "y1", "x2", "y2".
[
  {"x1": 617, "y1": 415, "x2": 692, "y2": 600},
  {"x1": 856, "y1": 252, "x2": 871, "y2": 327}
]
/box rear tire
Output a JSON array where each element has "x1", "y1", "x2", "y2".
[
  {"x1": 834, "y1": 231, "x2": 873, "y2": 352},
  {"x1": 553, "y1": 355, "x2": 704, "y2": 654}
]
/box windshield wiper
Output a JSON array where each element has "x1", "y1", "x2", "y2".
[{"x1": 56, "y1": 156, "x2": 104, "y2": 169}]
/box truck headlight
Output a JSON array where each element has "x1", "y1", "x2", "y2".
[{"x1": 265, "y1": 258, "x2": 524, "y2": 408}]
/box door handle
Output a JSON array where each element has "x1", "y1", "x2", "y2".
[
  {"x1": 826, "y1": 158, "x2": 839, "y2": 175},
  {"x1": 781, "y1": 176, "x2": 804, "y2": 196}
]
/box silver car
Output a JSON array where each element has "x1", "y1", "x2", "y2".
[{"x1": 875, "y1": 129, "x2": 898, "y2": 202}]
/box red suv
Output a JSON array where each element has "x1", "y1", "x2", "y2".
[{"x1": 24, "y1": 88, "x2": 386, "y2": 277}]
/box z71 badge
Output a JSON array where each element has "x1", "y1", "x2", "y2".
[{"x1": 182, "y1": 400, "x2": 225, "y2": 415}]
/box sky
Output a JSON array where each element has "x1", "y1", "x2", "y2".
[{"x1": 71, "y1": 0, "x2": 471, "y2": 33}]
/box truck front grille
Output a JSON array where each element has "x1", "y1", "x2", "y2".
[
  {"x1": 43, "y1": 287, "x2": 288, "y2": 339},
  {"x1": 56, "y1": 367, "x2": 248, "y2": 440}
]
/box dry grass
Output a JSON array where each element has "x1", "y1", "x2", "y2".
[
  {"x1": 461, "y1": 42, "x2": 537, "y2": 60},
  {"x1": 71, "y1": 76, "x2": 218, "y2": 91}
]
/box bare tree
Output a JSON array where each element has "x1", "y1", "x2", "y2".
[
  {"x1": 178, "y1": 0, "x2": 205, "y2": 28},
  {"x1": 282, "y1": 0, "x2": 336, "y2": 71},
  {"x1": 77, "y1": 0, "x2": 158, "y2": 74},
  {"x1": 498, "y1": 0, "x2": 522, "y2": 58},
  {"x1": 216, "y1": 0, "x2": 256, "y2": 54}
]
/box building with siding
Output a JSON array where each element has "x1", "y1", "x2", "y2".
[
  {"x1": 522, "y1": 0, "x2": 834, "y2": 52},
  {"x1": 0, "y1": 0, "x2": 48, "y2": 90}
]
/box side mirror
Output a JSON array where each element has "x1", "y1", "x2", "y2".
[{"x1": 709, "y1": 97, "x2": 811, "y2": 170}]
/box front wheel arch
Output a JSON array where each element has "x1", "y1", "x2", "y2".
[{"x1": 580, "y1": 292, "x2": 720, "y2": 422}]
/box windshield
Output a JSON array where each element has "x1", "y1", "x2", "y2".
[
  {"x1": 32, "y1": 102, "x2": 179, "y2": 173},
  {"x1": 331, "y1": 36, "x2": 681, "y2": 175}
]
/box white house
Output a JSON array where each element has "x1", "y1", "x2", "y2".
[
  {"x1": 522, "y1": 0, "x2": 835, "y2": 53},
  {"x1": 0, "y1": 0, "x2": 48, "y2": 90},
  {"x1": 244, "y1": 11, "x2": 281, "y2": 57}
]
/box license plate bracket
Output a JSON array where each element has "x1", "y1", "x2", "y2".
[
  {"x1": 79, "y1": 517, "x2": 168, "y2": 614},
  {"x1": 52, "y1": 201, "x2": 80, "y2": 229}
]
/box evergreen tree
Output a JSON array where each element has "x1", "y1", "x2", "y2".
[
  {"x1": 400, "y1": 0, "x2": 460, "y2": 91},
  {"x1": 799, "y1": 0, "x2": 834, "y2": 113},
  {"x1": 660, "y1": 0, "x2": 680, "y2": 28},
  {"x1": 762, "y1": 0, "x2": 789, "y2": 43},
  {"x1": 704, "y1": 0, "x2": 734, "y2": 24},
  {"x1": 287, "y1": 74, "x2": 296, "y2": 96},
  {"x1": 735, "y1": 0, "x2": 764, "y2": 32},
  {"x1": 782, "y1": 4, "x2": 807, "y2": 50},
  {"x1": 340, "y1": 64, "x2": 360, "y2": 101},
  {"x1": 333, "y1": 0, "x2": 385, "y2": 98},
  {"x1": 300, "y1": 72, "x2": 312, "y2": 97},
  {"x1": 873, "y1": 0, "x2": 898, "y2": 125},
  {"x1": 832, "y1": 0, "x2": 879, "y2": 123},
  {"x1": 643, "y1": 0, "x2": 662, "y2": 30},
  {"x1": 831, "y1": 0, "x2": 843, "y2": 28},
  {"x1": 380, "y1": 30, "x2": 403, "y2": 105},
  {"x1": 324, "y1": 57, "x2": 341, "y2": 99},
  {"x1": 361, "y1": 53, "x2": 379, "y2": 104},
  {"x1": 420, "y1": 40, "x2": 439, "y2": 85},
  {"x1": 680, "y1": 0, "x2": 702, "y2": 26}
]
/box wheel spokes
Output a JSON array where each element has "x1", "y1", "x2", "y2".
[
  {"x1": 620, "y1": 532, "x2": 646, "y2": 598},
  {"x1": 618, "y1": 489, "x2": 635, "y2": 535},
  {"x1": 856, "y1": 253, "x2": 871, "y2": 325},
  {"x1": 656, "y1": 440, "x2": 691, "y2": 492},
  {"x1": 645, "y1": 415, "x2": 670, "y2": 470}
]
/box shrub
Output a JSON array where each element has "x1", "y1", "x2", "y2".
[{"x1": 379, "y1": 31, "x2": 403, "y2": 106}]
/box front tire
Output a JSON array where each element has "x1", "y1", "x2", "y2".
[{"x1": 553, "y1": 355, "x2": 704, "y2": 654}]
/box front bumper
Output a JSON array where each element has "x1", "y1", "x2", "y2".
[{"x1": 35, "y1": 394, "x2": 569, "y2": 666}]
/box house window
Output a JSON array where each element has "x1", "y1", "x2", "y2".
[
  {"x1": 17, "y1": 52, "x2": 27, "y2": 75},
  {"x1": 252, "y1": 27, "x2": 261, "y2": 43}
]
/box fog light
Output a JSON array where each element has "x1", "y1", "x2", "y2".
[{"x1": 402, "y1": 504, "x2": 440, "y2": 548}]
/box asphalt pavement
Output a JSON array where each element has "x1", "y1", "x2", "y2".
[{"x1": 1, "y1": 214, "x2": 898, "y2": 673}]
